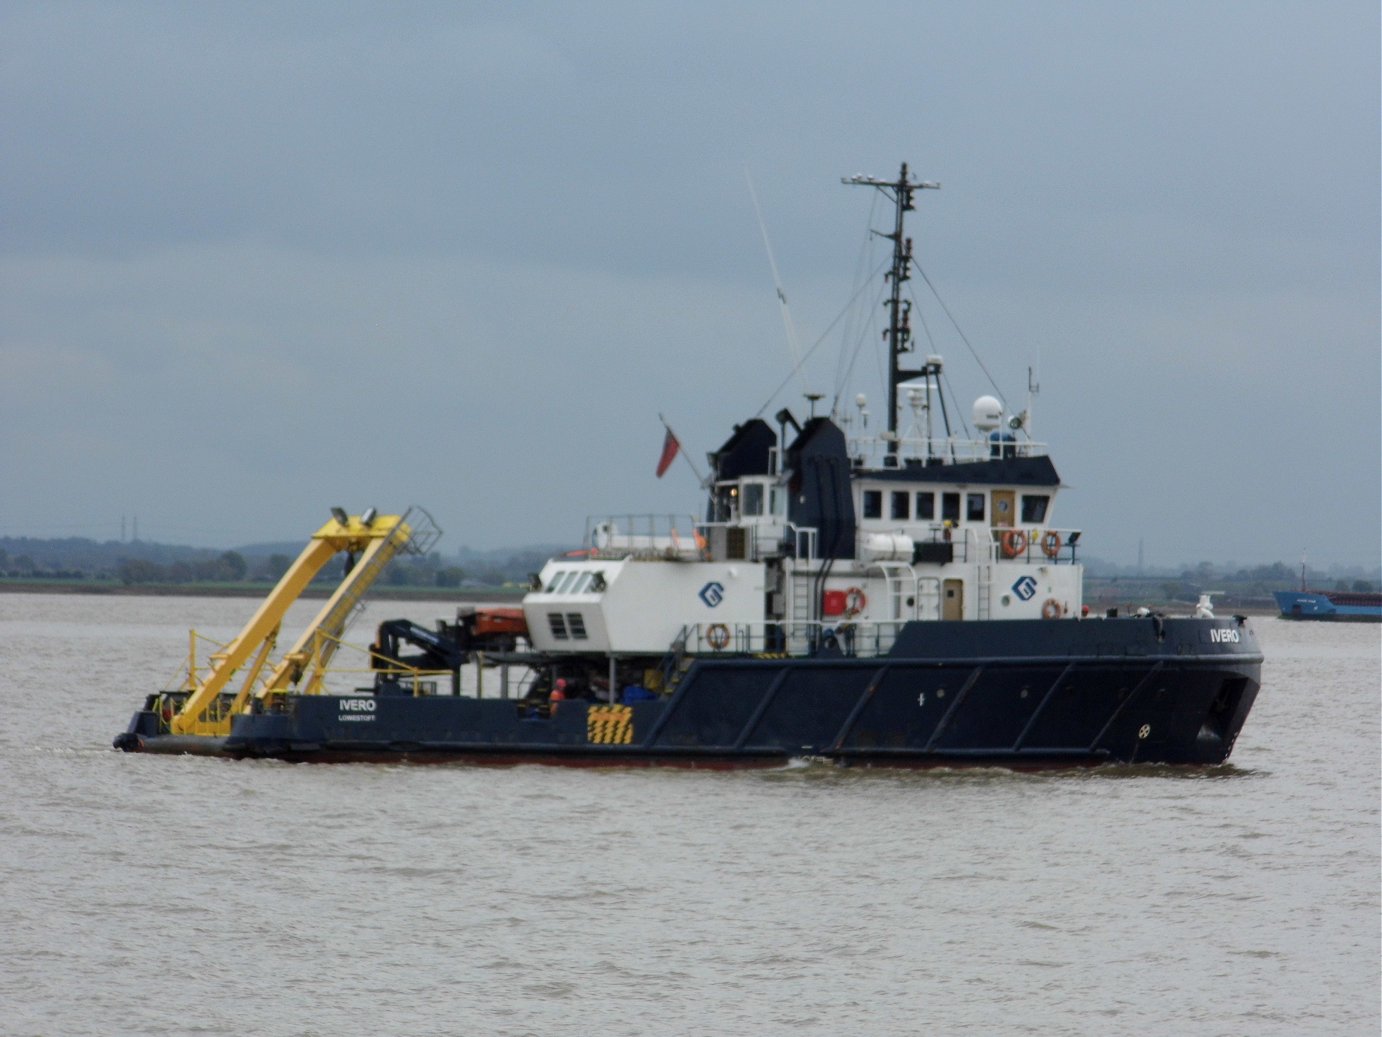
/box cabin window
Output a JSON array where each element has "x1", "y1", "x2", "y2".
[
  {"x1": 742, "y1": 483, "x2": 764, "y2": 517},
  {"x1": 1021, "y1": 494, "x2": 1050, "y2": 523},
  {"x1": 891, "y1": 491, "x2": 910, "y2": 520},
  {"x1": 566, "y1": 613, "x2": 588, "y2": 639},
  {"x1": 863, "y1": 490, "x2": 882, "y2": 519},
  {"x1": 967, "y1": 493, "x2": 986, "y2": 522},
  {"x1": 942, "y1": 492, "x2": 961, "y2": 523},
  {"x1": 547, "y1": 613, "x2": 569, "y2": 640},
  {"x1": 769, "y1": 488, "x2": 781, "y2": 515},
  {"x1": 916, "y1": 492, "x2": 935, "y2": 521}
]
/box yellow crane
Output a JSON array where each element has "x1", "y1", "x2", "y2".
[{"x1": 169, "y1": 507, "x2": 438, "y2": 736}]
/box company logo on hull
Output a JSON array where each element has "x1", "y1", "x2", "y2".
[
  {"x1": 1011, "y1": 576, "x2": 1038, "y2": 601},
  {"x1": 699, "y1": 581, "x2": 725, "y2": 607}
]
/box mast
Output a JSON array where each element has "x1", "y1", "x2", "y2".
[{"x1": 843, "y1": 163, "x2": 940, "y2": 459}]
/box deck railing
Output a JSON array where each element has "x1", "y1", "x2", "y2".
[{"x1": 681, "y1": 619, "x2": 907, "y2": 660}]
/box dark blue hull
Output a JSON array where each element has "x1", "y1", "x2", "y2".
[{"x1": 116, "y1": 617, "x2": 1262, "y2": 767}]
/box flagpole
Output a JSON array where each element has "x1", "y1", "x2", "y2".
[{"x1": 658, "y1": 413, "x2": 707, "y2": 485}]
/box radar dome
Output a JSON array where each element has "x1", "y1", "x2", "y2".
[{"x1": 972, "y1": 395, "x2": 1003, "y2": 432}]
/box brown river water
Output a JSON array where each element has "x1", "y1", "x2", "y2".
[{"x1": 2, "y1": 593, "x2": 1378, "y2": 1035}]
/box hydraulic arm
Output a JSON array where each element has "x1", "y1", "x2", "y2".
[{"x1": 170, "y1": 509, "x2": 433, "y2": 735}]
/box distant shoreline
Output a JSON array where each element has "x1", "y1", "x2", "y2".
[
  {"x1": 0, "y1": 580, "x2": 523, "y2": 603},
  {"x1": 0, "y1": 579, "x2": 1277, "y2": 616}
]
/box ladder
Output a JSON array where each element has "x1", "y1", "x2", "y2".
[
  {"x1": 976, "y1": 557, "x2": 993, "y2": 620},
  {"x1": 788, "y1": 568, "x2": 816, "y2": 652}
]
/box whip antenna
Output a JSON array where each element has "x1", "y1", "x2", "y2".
[{"x1": 745, "y1": 166, "x2": 808, "y2": 394}]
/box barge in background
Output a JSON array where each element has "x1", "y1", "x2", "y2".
[{"x1": 114, "y1": 164, "x2": 1262, "y2": 768}]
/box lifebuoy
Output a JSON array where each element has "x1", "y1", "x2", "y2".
[
  {"x1": 1041, "y1": 598, "x2": 1064, "y2": 620},
  {"x1": 844, "y1": 586, "x2": 867, "y2": 616},
  {"x1": 1001, "y1": 529, "x2": 1028, "y2": 558},
  {"x1": 1041, "y1": 531, "x2": 1062, "y2": 559},
  {"x1": 706, "y1": 623, "x2": 731, "y2": 651}
]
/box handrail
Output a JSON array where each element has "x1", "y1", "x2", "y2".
[
  {"x1": 682, "y1": 618, "x2": 908, "y2": 659},
  {"x1": 846, "y1": 432, "x2": 1048, "y2": 468},
  {"x1": 987, "y1": 527, "x2": 1083, "y2": 565}
]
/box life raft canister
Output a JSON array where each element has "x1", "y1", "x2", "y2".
[
  {"x1": 844, "y1": 586, "x2": 868, "y2": 617},
  {"x1": 706, "y1": 623, "x2": 731, "y2": 651},
  {"x1": 1001, "y1": 529, "x2": 1028, "y2": 558},
  {"x1": 1040, "y1": 530, "x2": 1063, "y2": 559},
  {"x1": 1041, "y1": 598, "x2": 1064, "y2": 620}
]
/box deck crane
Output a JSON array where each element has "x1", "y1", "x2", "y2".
[{"x1": 168, "y1": 507, "x2": 439, "y2": 736}]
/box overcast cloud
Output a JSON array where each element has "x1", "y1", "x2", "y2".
[{"x1": 2, "y1": 1, "x2": 1377, "y2": 568}]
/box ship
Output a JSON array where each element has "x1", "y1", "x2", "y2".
[
  {"x1": 1273, "y1": 590, "x2": 1381, "y2": 622},
  {"x1": 114, "y1": 164, "x2": 1262, "y2": 768}
]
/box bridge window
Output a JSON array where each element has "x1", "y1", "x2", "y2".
[
  {"x1": 916, "y1": 492, "x2": 935, "y2": 521},
  {"x1": 544, "y1": 570, "x2": 568, "y2": 593},
  {"x1": 863, "y1": 489, "x2": 882, "y2": 519},
  {"x1": 547, "y1": 613, "x2": 569, "y2": 640},
  {"x1": 1021, "y1": 494, "x2": 1050, "y2": 523},
  {"x1": 891, "y1": 491, "x2": 910, "y2": 520},
  {"x1": 967, "y1": 493, "x2": 986, "y2": 521},
  {"x1": 942, "y1": 492, "x2": 960, "y2": 523},
  {"x1": 566, "y1": 613, "x2": 588, "y2": 639},
  {"x1": 742, "y1": 483, "x2": 764, "y2": 516}
]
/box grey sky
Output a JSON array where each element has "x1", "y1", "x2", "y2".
[{"x1": 3, "y1": 1, "x2": 1378, "y2": 568}]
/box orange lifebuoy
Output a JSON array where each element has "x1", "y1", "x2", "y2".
[
  {"x1": 844, "y1": 586, "x2": 867, "y2": 616},
  {"x1": 1001, "y1": 529, "x2": 1028, "y2": 558},
  {"x1": 1041, "y1": 531, "x2": 1062, "y2": 559},
  {"x1": 706, "y1": 623, "x2": 731, "y2": 651},
  {"x1": 1041, "y1": 598, "x2": 1064, "y2": 620}
]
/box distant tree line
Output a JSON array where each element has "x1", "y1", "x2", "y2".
[
  {"x1": 0, "y1": 539, "x2": 558, "y2": 590},
  {"x1": 4, "y1": 536, "x2": 1373, "y2": 598},
  {"x1": 1085, "y1": 559, "x2": 1376, "y2": 608}
]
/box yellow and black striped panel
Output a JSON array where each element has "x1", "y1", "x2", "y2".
[{"x1": 587, "y1": 704, "x2": 634, "y2": 745}]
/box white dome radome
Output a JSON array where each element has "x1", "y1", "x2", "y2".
[{"x1": 972, "y1": 395, "x2": 1003, "y2": 431}]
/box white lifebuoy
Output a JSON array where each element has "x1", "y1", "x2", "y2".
[{"x1": 844, "y1": 586, "x2": 868, "y2": 617}]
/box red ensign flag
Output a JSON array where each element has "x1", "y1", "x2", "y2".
[{"x1": 655, "y1": 428, "x2": 680, "y2": 478}]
